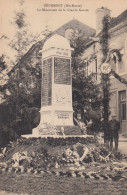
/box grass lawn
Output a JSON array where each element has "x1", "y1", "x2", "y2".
[
  {"x1": 0, "y1": 137, "x2": 127, "y2": 195},
  {"x1": 0, "y1": 171, "x2": 127, "y2": 195}
]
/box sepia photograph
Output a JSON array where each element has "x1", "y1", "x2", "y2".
[{"x1": 0, "y1": 0, "x2": 127, "y2": 194}]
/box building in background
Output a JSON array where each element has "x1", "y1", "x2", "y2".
[{"x1": 82, "y1": 7, "x2": 127, "y2": 134}]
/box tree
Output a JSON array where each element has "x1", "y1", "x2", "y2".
[
  {"x1": 0, "y1": 55, "x2": 6, "y2": 72},
  {"x1": 0, "y1": 0, "x2": 40, "y2": 138},
  {"x1": 9, "y1": 1, "x2": 31, "y2": 134},
  {"x1": 100, "y1": 15, "x2": 111, "y2": 144},
  {"x1": 72, "y1": 72, "x2": 102, "y2": 119},
  {"x1": 9, "y1": 0, "x2": 34, "y2": 60},
  {"x1": 0, "y1": 55, "x2": 9, "y2": 103},
  {"x1": 1, "y1": 35, "x2": 53, "y2": 137},
  {"x1": 71, "y1": 31, "x2": 102, "y2": 130}
]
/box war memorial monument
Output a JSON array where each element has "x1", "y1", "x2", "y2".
[{"x1": 31, "y1": 34, "x2": 81, "y2": 137}]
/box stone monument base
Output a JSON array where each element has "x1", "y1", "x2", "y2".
[
  {"x1": 32, "y1": 123, "x2": 83, "y2": 137},
  {"x1": 32, "y1": 123, "x2": 58, "y2": 136}
]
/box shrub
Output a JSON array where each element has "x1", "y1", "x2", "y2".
[{"x1": 0, "y1": 125, "x2": 18, "y2": 149}]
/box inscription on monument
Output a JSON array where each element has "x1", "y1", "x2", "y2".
[
  {"x1": 54, "y1": 57, "x2": 71, "y2": 85},
  {"x1": 42, "y1": 58, "x2": 52, "y2": 106}
]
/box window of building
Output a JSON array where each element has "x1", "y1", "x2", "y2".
[
  {"x1": 65, "y1": 29, "x2": 74, "y2": 40},
  {"x1": 119, "y1": 90, "x2": 126, "y2": 120},
  {"x1": 120, "y1": 90, "x2": 126, "y2": 101},
  {"x1": 121, "y1": 103, "x2": 126, "y2": 120}
]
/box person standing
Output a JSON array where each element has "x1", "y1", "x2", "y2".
[{"x1": 109, "y1": 116, "x2": 120, "y2": 151}]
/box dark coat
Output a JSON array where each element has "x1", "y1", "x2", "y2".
[{"x1": 109, "y1": 119, "x2": 120, "y2": 138}]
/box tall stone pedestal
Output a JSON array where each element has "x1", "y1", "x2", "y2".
[{"x1": 33, "y1": 35, "x2": 75, "y2": 136}]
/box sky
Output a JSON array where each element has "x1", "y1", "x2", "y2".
[
  {"x1": 0, "y1": 0, "x2": 127, "y2": 92},
  {"x1": 0, "y1": 0, "x2": 127, "y2": 63},
  {"x1": 0, "y1": 0, "x2": 127, "y2": 38}
]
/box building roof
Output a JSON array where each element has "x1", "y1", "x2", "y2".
[
  {"x1": 7, "y1": 19, "x2": 96, "y2": 75},
  {"x1": 110, "y1": 9, "x2": 127, "y2": 29},
  {"x1": 8, "y1": 9, "x2": 127, "y2": 76},
  {"x1": 55, "y1": 19, "x2": 95, "y2": 37},
  {"x1": 7, "y1": 38, "x2": 46, "y2": 76}
]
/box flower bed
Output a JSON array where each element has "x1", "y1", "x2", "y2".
[{"x1": 0, "y1": 136, "x2": 125, "y2": 174}]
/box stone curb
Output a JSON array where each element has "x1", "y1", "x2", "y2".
[{"x1": 1, "y1": 167, "x2": 127, "y2": 181}]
